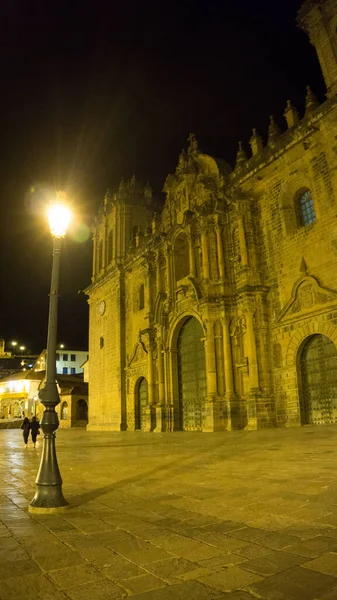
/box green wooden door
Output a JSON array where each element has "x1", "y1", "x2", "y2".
[
  {"x1": 177, "y1": 317, "x2": 206, "y2": 431},
  {"x1": 300, "y1": 335, "x2": 337, "y2": 424},
  {"x1": 135, "y1": 377, "x2": 148, "y2": 430}
]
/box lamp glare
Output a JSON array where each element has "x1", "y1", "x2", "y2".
[{"x1": 48, "y1": 205, "x2": 72, "y2": 237}]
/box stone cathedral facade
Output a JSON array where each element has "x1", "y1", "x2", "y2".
[{"x1": 86, "y1": 0, "x2": 337, "y2": 432}]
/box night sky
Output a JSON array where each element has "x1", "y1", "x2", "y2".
[{"x1": 0, "y1": 0, "x2": 326, "y2": 354}]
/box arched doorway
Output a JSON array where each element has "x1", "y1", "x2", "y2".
[
  {"x1": 135, "y1": 377, "x2": 148, "y2": 430},
  {"x1": 299, "y1": 334, "x2": 337, "y2": 425},
  {"x1": 177, "y1": 317, "x2": 206, "y2": 430},
  {"x1": 76, "y1": 399, "x2": 88, "y2": 422}
]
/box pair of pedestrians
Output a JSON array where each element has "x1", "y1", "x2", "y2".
[{"x1": 21, "y1": 416, "x2": 40, "y2": 448}]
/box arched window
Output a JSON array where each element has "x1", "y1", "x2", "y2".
[
  {"x1": 297, "y1": 190, "x2": 316, "y2": 227},
  {"x1": 61, "y1": 401, "x2": 68, "y2": 420},
  {"x1": 107, "y1": 230, "x2": 113, "y2": 264},
  {"x1": 174, "y1": 233, "x2": 190, "y2": 283},
  {"x1": 139, "y1": 284, "x2": 145, "y2": 310},
  {"x1": 98, "y1": 240, "x2": 103, "y2": 271}
]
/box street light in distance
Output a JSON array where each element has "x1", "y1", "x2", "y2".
[{"x1": 28, "y1": 195, "x2": 72, "y2": 513}]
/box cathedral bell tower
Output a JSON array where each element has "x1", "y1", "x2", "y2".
[
  {"x1": 91, "y1": 178, "x2": 156, "y2": 281},
  {"x1": 298, "y1": 0, "x2": 337, "y2": 97}
]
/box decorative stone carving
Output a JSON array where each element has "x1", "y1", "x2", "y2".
[
  {"x1": 128, "y1": 340, "x2": 148, "y2": 367},
  {"x1": 278, "y1": 275, "x2": 337, "y2": 322}
]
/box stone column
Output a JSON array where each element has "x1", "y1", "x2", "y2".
[
  {"x1": 188, "y1": 234, "x2": 196, "y2": 277},
  {"x1": 201, "y1": 228, "x2": 210, "y2": 280},
  {"x1": 165, "y1": 245, "x2": 173, "y2": 299},
  {"x1": 237, "y1": 213, "x2": 248, "y2": 267},
  {"x1": 167, "y1": 348, "x2": 177, "y2": 431},
  {"x1": 245, "y1": 311, "x2": 259, "y2": 391},
  {"x1": 143, "y1": 335, "x2": 155, "y2": 432},
  {"x1": 92, "y1": 232, "x2": 97, "y2": 278},
  {"x1": 215, "y1": 225, "x2": 226, "y2": 280},
  {"x1": 222, "y1": 317, "x2": 234, "y2": 430},
  {"x1": 203, "y1": 321, "x2": 219, "y2": 432},
  {"x1": 163, "y1": 348, "x2": 172, "y2": 431},
  {"x1": 244, "y1": 309, "x2": 260, "y2": 430},
  {"x1": 205, "y1": 324, "x2": 217, "y2": 398},
  {"x1": 156, "y1": 252, "x2": 162, "y2": 293},
  {"x1": 152, "y1": 340, "x2": 165, "y2": 433},
  {"x1": 147, "y1": 264, "x2": 154, "y2": 318},
  {"x1": 158, "y1": 342, "x2": 165, "y2": 405},
  {"x1": 222, "y1": 318, "x2": 235, "y2": 397},
  {"x1": 103, "y1": 221, "x2": 108, "y2": 270}
]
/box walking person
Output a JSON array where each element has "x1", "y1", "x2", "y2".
[
  {"x1": 21, "y1": 417, "x2": 30, "y2": 448},
  {"x1": 30, "y1": 416, "x2": 40, "y2": 448}
]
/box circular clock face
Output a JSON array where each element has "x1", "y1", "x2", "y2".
[{"x1": 97, "y1": 300, "x2": 106, "y2": 316}]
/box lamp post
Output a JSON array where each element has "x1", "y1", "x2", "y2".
[{"x1": 29, "y1": 200, "x2": 71, "y2": 513}]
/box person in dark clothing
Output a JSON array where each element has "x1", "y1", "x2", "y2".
[
  {"x1": 21, "y1": 417, "x2": 30, "y2": 447},
  {"x1": 30, "y1": 416, "x2": 40, "y2": 448}
]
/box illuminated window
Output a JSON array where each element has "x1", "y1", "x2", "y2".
[
  {"x1": 107, "y1": 230, "x2": 113, "y2": 263},
  {"x1": 297, "y1": 190, "x2": 316, "y2": 226},
  {"x1": 139, "y1": 284, "x2": 145, "y2": 310}
]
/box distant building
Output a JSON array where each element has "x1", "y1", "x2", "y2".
[
  {"x1": 34, "y1": 349, "x2": 89, "y2": 376},
  {"x1": 86, "y1": 0, "x2": 337, "y2": 432},
  {"x1": 0, "y1": 370, "x2": 88, "y2": 427}
]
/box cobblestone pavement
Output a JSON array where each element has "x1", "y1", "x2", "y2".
[{"x1": 1, "y1": 426, "x2": 337, "y2": 599}]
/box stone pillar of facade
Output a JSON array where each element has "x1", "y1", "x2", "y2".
[
  {"x1": 237, "y1": 214, "x2": 248, "y2": 267},
  {"x1": 156, "y1": 252, "x2": 162, "y2": 293},
  {"x1": 188, "y1": 233, "x2": 196, "y2": 277},
  {"x1": 103, "y1": 221, "x2": 108, "y2": 271},
  {"x1": 147, "y1": 261, "x2": 155, "y2": 319},
  {"x1": 152, "y1": 340, "x2": 165, "y2": 433},
  {"x1": 244, "y1": 309, "x2": 260, "y2": 430},
  {"x1": 92, "y1": 232, "x2": 97, "y2": 278},
  {"x1": 235, "y1": 202, "x2": 249, "y2": 268},
  {"x1": 222, "y1": 317, "x2": 235, "y2": 430},
  {"x1": 165, "y1": 245, "x2": 173, "y2": 299},
  {"x1": 203, "y1": 321, "x2": 220, "y2": 432},
  {"x1": 158, "y1": 343, "x2": 165, "y2": 405},
  {"x1": 201, "y1": 228, "x2": 210, "y2": 280},
  {"x1": 215, "y1": 224, "x2": 226, "y2": 280},
  {"x1": 141, "y1": 330, "x2": 156, "y2": 433},
  {"x1": 162, "y1": 348, "x2": 172, "y2": 432},
  {"x1": 167, "y1": 348, "x2": 176, "y2": 431}
]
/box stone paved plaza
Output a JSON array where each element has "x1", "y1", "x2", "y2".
[{"x1": 1, "y1": 426, "x2": 337, "y2": 599}]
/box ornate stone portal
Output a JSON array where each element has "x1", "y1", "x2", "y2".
[{"x1": 85, "y1": 0, "x2": 337, "y2": 432}]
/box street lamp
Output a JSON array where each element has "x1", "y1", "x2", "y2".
[
  {"x1": 11, "y1": 341, "x2": 17, "y2": 353},
  {"x1": 29, "y1": 198, "x2": 71, "y2": 513},
  {"x1": 20, "y1": 345, "x2": 25, "y2": 353}
]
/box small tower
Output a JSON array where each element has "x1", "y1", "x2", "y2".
[
  {"x1": 234, "y1": 142, "x2": 248, "y2": 169},
  {"x1": 304, "y1": 85, "x2": 320, "y2": 116},
  {"x1": 284, "y1": 100, "x2": 300, "y2": 128},
  {"x1": 267, "y1": 116, "x2": 281, "y2": 147},
  {"x1": 250, "y1": 128, "x2": 263, "y2": 156},
  {"x1": 298, "y1": 0, "x2": 337, "y2": 97}
]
